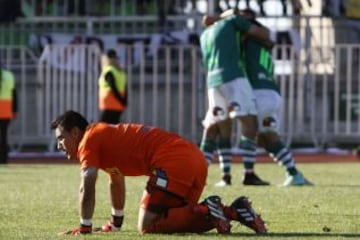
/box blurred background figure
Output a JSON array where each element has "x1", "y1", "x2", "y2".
[
  {"x1": 344, "y1": 0, "x2": 360, "y2": 50},
  {"x1": 0, "y1": 62, "x2": 17, "y2": 164},
  {"x1": 0, "y1": 0, "x2": 23, "y2": 22},
  {"x1": 98, "y1": 49, "x2": 128, "y2": 124},
  {"x1": 156, "y1": 0, "x2": 178, "y2": 28}
]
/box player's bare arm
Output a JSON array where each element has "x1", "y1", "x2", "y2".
[
  {"x1": 247, "y1": 24, "x2": 274, "y2": 49},
  {"x1": 202, "y1": 10, "x2": 274, "y2": 50},
  {"x1": 79, "y1": 167, "x2": 98, "y2": 220},
  {"x1": 202, "y1": 8, "x2": 239, "y2": 27},
  {"x1": 109, "y1": 172, "x2": 126, "y2": 212},
  {"x1": 219, "y1": 8, "x2": 239, "y2": 18}
]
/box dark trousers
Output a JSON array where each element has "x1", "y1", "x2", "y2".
[
  {"x1": 0, "y1": 119, "x2": 10, "y2": 164},
  {"x1": 99, "y1": 110, "x2": 123, "y2": 124}
]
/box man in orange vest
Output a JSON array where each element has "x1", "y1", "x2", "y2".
[
  {"x1": 98, "y1": 49, "x2": 128, "y2": 124},
  {"x1": 0, "y1": 63, "x2": 17, "y2": 164}
]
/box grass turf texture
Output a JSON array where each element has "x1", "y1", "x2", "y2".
[{"x1": 0, "y1": 163, "x2": 359, "y2": 240}]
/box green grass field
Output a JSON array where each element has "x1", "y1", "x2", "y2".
[{"x1": 0, "y1": 162, "x2": 359, "y2": 240}]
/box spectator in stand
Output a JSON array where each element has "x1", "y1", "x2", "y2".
[
  {"x1": 0, "y1": 62, "x2": 17, "y2": 164},
  {"x1": 67, "y1": 0, "x2": 86, "y2": 16},
  {"x1": 22, "y1": 0, "x2": 86, "y2": 16},
  {"x1": 322, "y1": 0, "x2": 344, "y2": 17},
  {"x1": 157, "y1": 0, "x2": 178, "y2": 28},
  {"x1": 0, "y1": 0, "x2": 23, "y2": 22},
  {"x1": 280, "y1": 0, "x2": 312, "y2": 16},
  {"x1": 213, "y1": 0, "x2": 240, "y2": 13}
]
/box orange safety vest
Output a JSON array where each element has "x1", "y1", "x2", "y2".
[
  {"x1": 98, "y1": 65, "x2": 127, "y2": 111},
  {"x1": 0, "y1": 69, "x2": 15, "y2": 119}
]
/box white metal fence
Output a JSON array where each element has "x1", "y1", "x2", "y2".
[
  {"x1": 0, "y1": 46, "x2": 39, "y2": 149},
  {"x1": 3, "y1": 43, "x2": 360, "y2": 151}
]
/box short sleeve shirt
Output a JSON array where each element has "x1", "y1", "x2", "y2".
[
  {"x1": 200, "y1": 14, "x2": 251, "y2": 88},
  {"x1": 77, "y1": 123, "x2": 197, "y2": 176}
]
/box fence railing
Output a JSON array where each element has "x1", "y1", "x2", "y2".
[{"x1": 2, "y1": 43, "x2": 360, "y2": 152}]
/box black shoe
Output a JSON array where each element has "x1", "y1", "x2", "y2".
[
  {"x1": 242, "y1": 172, "x2": 270, "y2": 186},
  {"x1": 199, "y1": 195, "x2": 231, "y2": 234},
  {"x1": 230, "y1": 196, "x2": 267, "y2": 233}
]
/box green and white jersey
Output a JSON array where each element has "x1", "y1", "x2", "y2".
[
  {"x1": 243, "y1": 38, "x2": 280, "y2": 94},
  {"x1": 200, "y1": 15, "x2": 251, "y2": 89}
]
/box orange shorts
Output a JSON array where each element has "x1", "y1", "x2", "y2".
[{"x1": 140, "y1": 141, "x2": 208, "y2": 212}]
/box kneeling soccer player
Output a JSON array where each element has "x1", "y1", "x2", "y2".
[{"x1": 52, "y1": 110, "x2": 267, "y2": 235}]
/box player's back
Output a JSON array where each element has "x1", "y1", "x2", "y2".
[
  {"x1": 200, "y1": 15, "x2": 251, "y2": 87},
  {"x1": 243, "y1": 38, "x2": 279, "y2": 93},
  {"x1": 78, "y1": 123, "x2": 190, "y2": 175}
]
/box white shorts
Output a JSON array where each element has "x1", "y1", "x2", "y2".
[
  {"x1": 254, "y1": 89, "x2": 283, "y2": 132},
  {"x1": 202, "y1": 78, "x2": 257, "y2": 128}
]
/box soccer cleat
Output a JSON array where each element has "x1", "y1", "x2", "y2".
[
  {"x1": 197, "y1": 195, "x2": 231, "y2": 234},
  {"x1": 214, "y1": 174, "x2": 231, "y2": 187},
  {"x1": 93, "y1": 222, "x2": 121, "y2": 233},
  {"x1": 242, "y1": 172, "x2": 270, "y2": 186},
  {"x1": 230, "y1": 196, "x2": 267, "y2": 234},
  {"x1": 283, "y1": 172, "x2": 313, "y2": 186}
]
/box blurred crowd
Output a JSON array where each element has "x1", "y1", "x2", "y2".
[{"x1": 0, "y1": 0, "x2": 358, "y2": 24}]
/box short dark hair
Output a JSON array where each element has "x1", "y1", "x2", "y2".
[
  {"x1": 106, "y1": 49, "x2": 118, "y2": 59},
  {"x1": 50, "y1": 110, "x2": 89, "y2": 132}
]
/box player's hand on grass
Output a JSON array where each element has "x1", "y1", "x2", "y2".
[
  {"x1": 58, "y1": 224, "x2": 92, "y2": 235},
  {"x1": 71, "y1": 224, "x2": 92, "y2": 235},
  {"x1": 95, "y1": 215, "x2": 124, "y2": 233}
]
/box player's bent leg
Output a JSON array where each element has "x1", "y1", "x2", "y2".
[
  {"x1": 200, "y1": 123, "x2": 219, "y2": 165},
  {"x1": 201, "y1": 105, "x2": 228, "y2": 165},
  {"x1": 238, "y1": 114, "x2": 258, "y2": 138},
  {"x1": 237, "y1": 115, "x2": 257, "y2": 176},
  {"x1": 258, "y1": 131, "x2": 313, "y2": 186},
  {"x1": 237, "y1": 118, "x2": 269, "y2": 186},
  {"x1": 215, "y1": 137, "x2": 232, "y2": 187},
  {"x1": 215, "y1": 118, "x2": 233, "y2": 187},
  {"x1": 138, "y1": 189, "x2": 216, "y2": 233},
  {"x1": 139, "y1": 204, "x2": 217, "y2": 233}
]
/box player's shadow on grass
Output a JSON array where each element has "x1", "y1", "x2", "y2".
[{"x1": 232, "y1": 232, "x2": 360, "y2": 238}]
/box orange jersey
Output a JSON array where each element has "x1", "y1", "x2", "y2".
[
  {"x1": 78, "y1": 123, "x2": 206, "y2": 177},
  {"x1": 77, "y1": 123, "x2": 207, "y2": 200}
]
